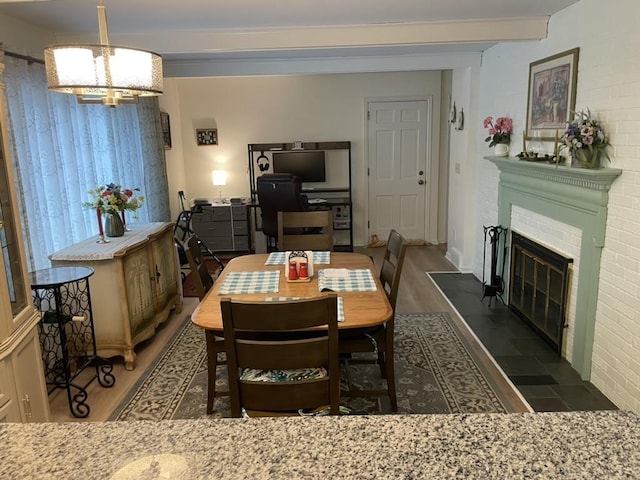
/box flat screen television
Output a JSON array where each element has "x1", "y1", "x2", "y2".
[{"x1": 272, "y1": 151, "x2": 326, "y2": 182}]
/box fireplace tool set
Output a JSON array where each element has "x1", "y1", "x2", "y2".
[{"x1": 481, "y1": 225, "x2": 508, "y2": 306}]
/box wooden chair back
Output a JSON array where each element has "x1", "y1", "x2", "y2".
[
  {"x1": 380, "y1": 230, "x2": 408, "y2": 311},
  {"x1": 277, "y1": 210, "x2": 334, "y2": 251},
  {"x1": 221, "y1": 295, "x2": 340, "y2": 417},
  {"x1": 184, "y1": 235, "x2": 214, "y2": 300}
]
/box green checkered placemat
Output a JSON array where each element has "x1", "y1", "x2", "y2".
[
  {"x1": 317, "y1": 269, "x2": 377, "y2": 292},
  {"x1": 218, "y1": 271, "x2": 280, "y2": 295},
  {"x1": 265, "y1": 251, "x2": 331, "y2": 265},
  {"x1": 264, "y1": 296, "x2": 345, "y2": 322}
]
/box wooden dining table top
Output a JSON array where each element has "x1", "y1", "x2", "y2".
[{"x1": 191, "y1": 252, "x2": 392, "y2": 332}]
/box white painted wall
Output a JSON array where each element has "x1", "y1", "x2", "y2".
[
  {"x1": 160, "y1": 71, "x2": 443, "y2": 246},
  {"x1": 0, "y1": 13, "x2": 52, "y2": 55},
  {"x1": 447, "y1": 66, "x2": 480, "y2": 272},
  {"x1": 476, "y1": 0, "x2": 640, "y2": 413}
]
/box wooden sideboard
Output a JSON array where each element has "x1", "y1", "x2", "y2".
[{"x1": 50, "y1": 222, "x2": 183, "y2": 370}]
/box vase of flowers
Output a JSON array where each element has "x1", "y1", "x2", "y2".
[
  {"x1": 483, "y1": 116, "x2": 513, "y2": 156},
  {"x1": 561, "y1": 109, "x2": 610, "y2": 169},
  {"x1": 84, "y1": 183, "x2": 145, "y2": 240},
  {"x1": 104, "y1": 212, "x2": 126, "y2": 237}
]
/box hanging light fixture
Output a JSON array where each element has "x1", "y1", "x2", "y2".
[{"x1": 44, "y1": 1, "x2": 163, "y2": 107}]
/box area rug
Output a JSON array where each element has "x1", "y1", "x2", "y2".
[{"x1": 110, "y1": 312, "x2": 516, "y2": 420}]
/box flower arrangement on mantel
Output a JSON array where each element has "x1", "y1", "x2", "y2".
[
  {"x1": 560, "y1": 109, "x2": 611, "y2": 168},
  {"x1": 483, "y1": 116, "x2": 513, "y2": 147}
]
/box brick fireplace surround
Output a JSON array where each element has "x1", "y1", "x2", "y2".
[{"x1": 487, "y1": 156, "x2": 621, "y2": 380}]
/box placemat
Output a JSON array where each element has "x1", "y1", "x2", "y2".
[
  {"x1": 317, "y1": 269, "x2": 377, "y2": 292},
  {"x1": 265, "y1": 251, "x2": 331, "y2": 265},
  {"x1": 264, "y1": 296, "x2": 345, "y2": 322},
  {"x1": 218, "y1": 271, "x2": 280, "y2": 295}
]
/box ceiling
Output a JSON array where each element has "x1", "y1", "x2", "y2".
[{"x1": 0, "y1": 0, "x2": 580, "y2": 75}]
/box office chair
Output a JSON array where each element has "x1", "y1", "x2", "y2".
[{"x1": 256, "y1": 173, "x2": 309, "y2": 251}]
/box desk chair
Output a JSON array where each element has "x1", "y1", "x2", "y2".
[
  {"x1": 340, "y1": 229, "x2": 408, "y2": 412},
  {"x1": 256, "y1": 174, "x2": 309, "y2": 251},
  {"x1": 184, "y1": 235, "x2": 227, "y2": 413},
  {"x1": 277, "y1": 210, "x2": 334, "y2": 252},
  {"x1": 221, "y1": 295, "x2": 340, "y2": 417}
]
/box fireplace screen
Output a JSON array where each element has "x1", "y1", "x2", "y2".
[{"x1": 509, "y1": 232, "x2": 573, "y2": 354}]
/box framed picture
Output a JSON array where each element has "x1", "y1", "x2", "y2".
[
  {"x1": 196, "y1": 128, "x2": 218, "y2": 146},
  {"x1": 160, "y1": 112, "x2": 171, "y2": 149},
  {"x1": 526, "y1": 48, "x2": 579, "y2": 140}
]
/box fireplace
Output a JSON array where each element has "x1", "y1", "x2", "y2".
[
  {"x1": 486, "y1": 156, "x2": 621, "y2": 379},
  {"x1": 509, "y1": 232, "x2": 573, "y2": 354}
]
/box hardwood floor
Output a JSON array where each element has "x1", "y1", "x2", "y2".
[{"x1": 47, "y1": 245, "x2": 529, "y2": 422}]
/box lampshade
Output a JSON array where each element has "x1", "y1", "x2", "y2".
[
  {"x1": 44, "y1": 4, "x2": 163, "y2": 107},
  {"x1": 212, "y1": 170, "x2": 228, "y2": 186}
]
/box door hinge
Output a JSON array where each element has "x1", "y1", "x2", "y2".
[
  {"x1": 368, "y1": 221, "x2": 370, "y2": 228},
  {"x1": 367, "y1": 167, "x2": 370, "y2": 176},
  {"x1": 367, "y1": 111, "x2": 370, "y2": 120}
]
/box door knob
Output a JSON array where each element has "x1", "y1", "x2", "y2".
[{"x1": 418, "y1": 180, "x2": 425, "y2": 185}]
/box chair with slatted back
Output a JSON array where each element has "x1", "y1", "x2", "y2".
[
  {"x1": 184, "y1": 234, "x2": 227, "y2": 413},
  {"x1": 277, "y1": 210, "x2": 334, "y2": 252},
  {"x1": 221, "y1": 295, "x2": 340, "y2": 417},
  {"x1": 339, "y1": 229, "x2": 408, "y2": 412}
]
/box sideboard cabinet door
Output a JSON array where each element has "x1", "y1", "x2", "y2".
[
  {"x1": 120, "y1": 242, "x2": 156, "y2": 340},
  {"x1": 149, "y1": 226, "x2": 179, "y2": 313}
]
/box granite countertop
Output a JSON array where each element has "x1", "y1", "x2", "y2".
[{"x1": 1, "y1": 411, "x2": 639, "y2": 479}]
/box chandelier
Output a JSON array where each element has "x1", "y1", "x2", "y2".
[{"x1": 44, "y1": 2, "x2": 163, "y2": 107}]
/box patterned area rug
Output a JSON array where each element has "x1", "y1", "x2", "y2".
[{"x1": 110, "y1": 312, "x2": 511, "y2": 420}]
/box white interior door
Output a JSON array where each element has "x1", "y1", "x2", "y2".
[{"x1": 367, "y1": 100, "x2": 429, "y2": 243}]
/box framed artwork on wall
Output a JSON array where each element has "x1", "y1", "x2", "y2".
[
  {"x1": 196, "y1": 128, "x2": 218, "y2": 146},
  {"x1": 526, "y1": 48, "x2": 579, "y2": 140},
  {"x1": 160, "y1": 112, "x2": 171, "y2": 149}
]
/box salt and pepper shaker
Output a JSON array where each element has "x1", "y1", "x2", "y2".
[
  {"x1": 288, "y1": 260, "x2": 299, "y2": 280},
  {"x1": 298, "y1": 262, "x2": 309, "y2": 280}
]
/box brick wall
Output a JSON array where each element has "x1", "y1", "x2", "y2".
[{"x1": 475, "y1": 0, "x2": 640, "y2": 412}]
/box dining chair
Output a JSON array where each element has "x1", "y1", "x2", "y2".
[
  {"x1": 277, "y1": 210, "x2": 334, "y2": 252},
  {"x1": 340, "y1": 229, "x2": 408, "y2": 412},
  {"x1": 184, "y1": 234, "x2": 227, "y2": 413},
  {"x1": 221, "y1": 295, "x2": 341, "y2": 417}
]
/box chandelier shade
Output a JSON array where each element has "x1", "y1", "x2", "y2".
[{"x1": 44, "y1": 4, "x2": 163, "y2": 106}]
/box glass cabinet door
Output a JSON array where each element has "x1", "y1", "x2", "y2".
[{"x1": 0, "y1": 87, "x2": 28, "y2": 336}]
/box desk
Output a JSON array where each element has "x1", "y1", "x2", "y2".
[
  {"x1": 30, "y1": 266, "x2": 115, "y2": 418},
  {"x1": 191, "y1": 252, "x2": 392, "y2": 332}
]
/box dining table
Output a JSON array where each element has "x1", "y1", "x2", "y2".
[{"x1": 191, "y1": 251, "x2": 393, "y2": 332}]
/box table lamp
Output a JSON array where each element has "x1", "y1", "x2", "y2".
[{"x1": 212, "y1": 170, "x2": 227, "y2": 202}]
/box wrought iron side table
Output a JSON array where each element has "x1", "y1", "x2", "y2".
[{"x1": 30, "y1": 266, "x2": 115, "y2": 418}]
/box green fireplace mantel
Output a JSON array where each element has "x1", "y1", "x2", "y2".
[{"x1": 486, "y1": 156, "x2": 622, "y2": 380}]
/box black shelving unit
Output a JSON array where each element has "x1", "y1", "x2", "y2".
[{"x1": 248, "y1": 141, "x2": 353, "y2": 252}]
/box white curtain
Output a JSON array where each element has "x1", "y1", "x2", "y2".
[{"x1": 3, "y1": 56, "x2": 170, "y2": 271}]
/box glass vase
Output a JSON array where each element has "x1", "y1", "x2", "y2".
[{"x1": 105, "y1": 212, "x2": 125, "y2": 237}]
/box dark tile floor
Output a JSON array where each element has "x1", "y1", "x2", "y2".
[{"x1": 430, "y1": 272, "x2": 618, "y2": 412}]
